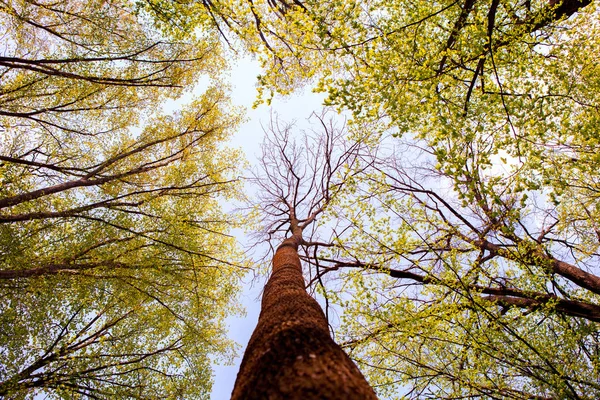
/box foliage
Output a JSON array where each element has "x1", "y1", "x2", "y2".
[
  {"x1": 0, "y1": 0, "x2": 246, "y2": 398},
  {"x1": 233, "y1": 1, "x2": 600, "y2": 397},
  {"x1": 322, "y1": 134, "x2": 600, "y2": 398}
]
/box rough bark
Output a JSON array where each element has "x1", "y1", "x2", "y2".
[{"x1": 231, "y1": 235, "x2": 377, "y2": 400}]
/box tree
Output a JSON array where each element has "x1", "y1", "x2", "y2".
[
  {"x1": 232, "y1": 114, "x2": 377, "y2": 399},
  {"x1": 208, "y1": 0, "x2": 600, "y2": 398},
  {"x1": 0, "y1": 1, "x2": 246, "y2": 398},
  {"x1": 0, "y1": 89, "x2": 246, "y2": 398},
  {"x1": 227, "y1": 104, "x2": 600, "y2": 399},
  {"x1": 238, "y1": 110, "x2": 600, "y2": 398}
]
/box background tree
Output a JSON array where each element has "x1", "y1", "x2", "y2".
[
  {"x1": 233, "y1": 113, "x2": 376, "y2": 399},
  {"x1": 0, "y1": 0, "x2": 247, "y2": 398}
]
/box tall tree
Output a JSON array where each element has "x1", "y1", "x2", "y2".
[
  {"x1": 0, "y1": 0, "x2": 247, "y2": 398},
  {"x1": 231, "y1": 108, "x2": 600, "y2": 398},
  {"x1": 208, "y1": 1, "x2": 600, "y2": 398},
  {"x1": 232, "y1": 114, "x2": 377, "y2": 399}
]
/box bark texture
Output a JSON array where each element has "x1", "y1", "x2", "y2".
[{"x1": 231, "y1": 236, "x2": 377, "y2": 400}]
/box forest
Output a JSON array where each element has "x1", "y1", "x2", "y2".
[{"x1": 0, "y1": 0, "x2": 598, "y2": 398}]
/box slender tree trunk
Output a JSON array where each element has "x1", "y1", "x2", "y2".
[{"x1": 231, "y1": 235, "x2": 377, "y2": 399}]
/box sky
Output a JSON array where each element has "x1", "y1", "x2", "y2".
[{"x1": 208, "y1": 56, "x2": 327, "y2": 400}]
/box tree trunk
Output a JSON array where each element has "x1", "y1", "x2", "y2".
[{"x1": 231, "y1": 235, "x2": 377, "y2": 399}]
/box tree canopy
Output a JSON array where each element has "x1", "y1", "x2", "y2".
[
  {"x1": 234, "y1": 1, "x2": 600, "y2": 398},
  {"x1": 0, "y1": 0, "x2": 246, "y2": 398},
  {"x1": 3, "y1": 0, "x2": 600, "y2": 398}
]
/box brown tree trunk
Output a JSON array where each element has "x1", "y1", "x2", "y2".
[{"x1": 231, "y1": 235, "x2": 377, "y2": 400}]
